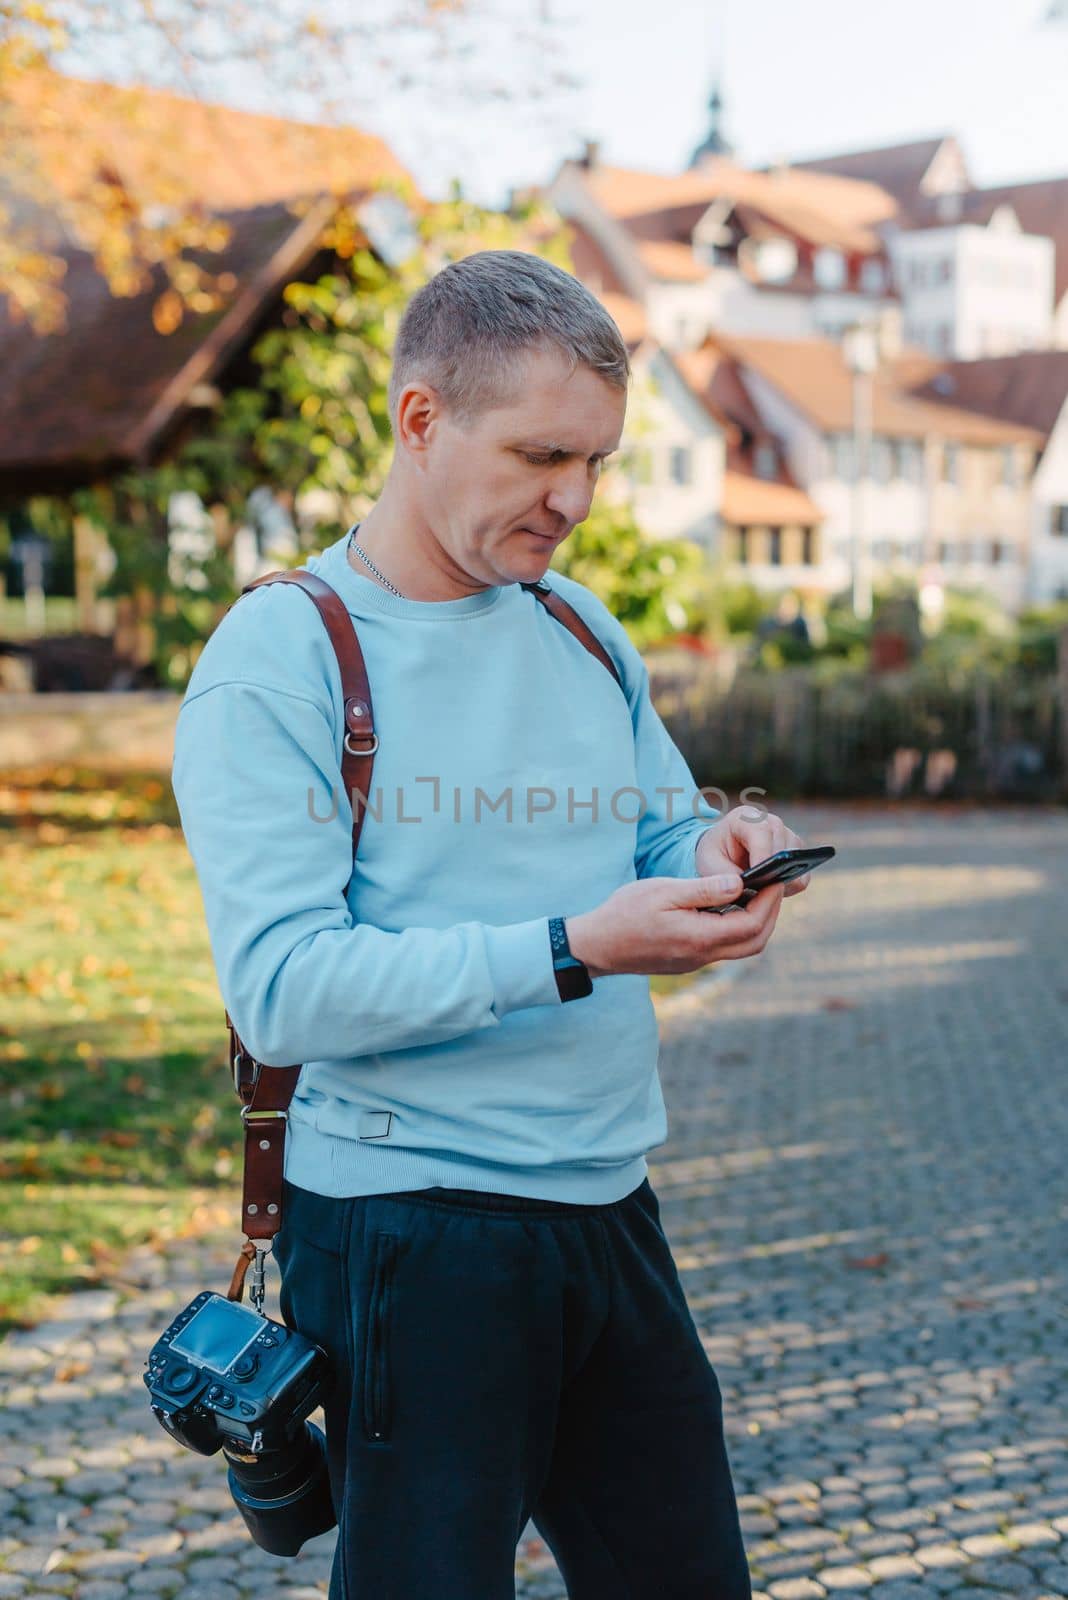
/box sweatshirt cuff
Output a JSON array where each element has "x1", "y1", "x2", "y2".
[{"x1": 483, "y1": 918, "x2": 561, "y2": 1016}]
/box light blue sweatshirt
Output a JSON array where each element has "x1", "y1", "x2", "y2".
[{"x1": 171, "y1": 527, "x2": 721, "y2": 1202}]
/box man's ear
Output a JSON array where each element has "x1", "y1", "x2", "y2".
[{"x1": 395, "y1": 381, "x2": 443, "y2": 458}]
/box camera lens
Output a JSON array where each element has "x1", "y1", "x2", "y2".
[{"x1": 224, "y1": 1420, "x2": 336, "y2": 1557}]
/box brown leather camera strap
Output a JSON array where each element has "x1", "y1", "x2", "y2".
[{"x1": 222, "y1": 564, "x2": 621, "y2": 1277}]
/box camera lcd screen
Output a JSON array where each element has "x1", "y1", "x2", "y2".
[{"x1": 171, "y1": 1298, "x2": 263, "y2": 1374}]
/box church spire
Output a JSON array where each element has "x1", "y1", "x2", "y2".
[{"x1": 689, "y1": 78, "x2": 733, "y2": 168}]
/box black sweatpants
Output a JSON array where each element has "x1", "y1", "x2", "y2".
[{"x1": 273, "y1": 1174, "x2": 752, "y2": 1600}]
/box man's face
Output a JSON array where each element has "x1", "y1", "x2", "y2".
[{"x1": 405, "y1": 343, "x2": 627, "y2": 588}]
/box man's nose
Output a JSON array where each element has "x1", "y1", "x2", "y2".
[{"x1": 545, "y1": 465, "x2": 595, "y2": 527}]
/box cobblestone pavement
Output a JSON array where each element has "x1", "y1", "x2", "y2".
[{"x1": 2, "y1": 802, "x2": 1066, "y2": 1599}]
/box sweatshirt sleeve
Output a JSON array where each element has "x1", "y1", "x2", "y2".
[
  {"x1": 547, "y1": 574, "x2": 721, "y2": 881},
  {"x1": 171, "y1": 677, "x2": 562, "y2": 1067},
  {"x1": 628, "y1": 646, "x2": 722, "y2": 881}
]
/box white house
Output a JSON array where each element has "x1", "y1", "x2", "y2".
[
  {"x1": 701, "y1": 332, "x2": 1045, "y2": 610},
  {"x1": 793, "y1": 135, "x2": 1065, "y2": 359},
  {"x1": 905, "y1": 351, "x2": 1068, "y2": 603}
]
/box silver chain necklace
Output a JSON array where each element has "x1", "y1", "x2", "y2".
[{"x1": 347, "y1": 526, "x2": 403, "y2": 597}]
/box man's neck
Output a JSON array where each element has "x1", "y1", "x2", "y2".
[{"x1": 350, "y1": 496, "x2": 496, "y2": 602}]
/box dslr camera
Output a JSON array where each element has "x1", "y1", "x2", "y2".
[{"x1": 143, "y1": 1286, "x2": 336, "y2": 1556}]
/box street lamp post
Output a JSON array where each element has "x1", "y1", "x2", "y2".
[{"x1": 842, "y1": 322, "x2": 878, "y2": 621}]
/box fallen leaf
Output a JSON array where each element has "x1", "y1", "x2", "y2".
[
  {"x1": 845, "y1": 1252, "x2": 890, "y2": 1270},
  {"x1": 822, "y1": 996, "x2": 856, "y2": 1012},
  {"x1": 54, "y1": 1360, "x2": 91, "y2": 1382}
]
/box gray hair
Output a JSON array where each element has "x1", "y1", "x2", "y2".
[{"x1": 387, "y1": 249, "x2": 631, "y2": 430}]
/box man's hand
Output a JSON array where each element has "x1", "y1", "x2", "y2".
[
  {"x1": 694, "y1": 805, "x2": 810, "y2": 899},
  {"x1": 564, "y1": 872, "x2": 789, "y2": 979}
]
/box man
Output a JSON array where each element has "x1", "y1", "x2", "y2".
[{"x1": 172, "y1": 249, "x2": 809, "y2": 1600}]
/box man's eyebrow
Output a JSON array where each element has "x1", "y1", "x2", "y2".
[{"x1": 518, "y1": 441, "x2": 619, "y2": 459}]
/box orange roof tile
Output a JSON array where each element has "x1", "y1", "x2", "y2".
[
  {"x1": 713, "y1": 333, "x2": 1046, "y2": 446},
  {"x1": 597, "y1": 290, "x2": 647, "y2": 343},
  {"x1": 578, "y1": 157, "x2": 895, "y2": 254},
  {"x1": 4, "y1": 66, "x2": 415, "y2": 226},
  {"x1": 720, "y1": 471, "x2": 825, "y2": 527},
  {"x1": 634, "y1": 240, "x2": 708, "y2": 282},
  {"x1": 0, "y1": 199, "x2": 339, "y2": 485}
]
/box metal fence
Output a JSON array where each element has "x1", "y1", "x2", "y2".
[{"x1": 650, "y1": 659, "x2": 1067, "y2": 803}]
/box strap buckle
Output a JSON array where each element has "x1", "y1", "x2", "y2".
[
  {"x1": 240, "y1": 1107, "x2": 289, "y2": 1125},
  {"x1": 230, "y1": 1039, "x2": 268, "y2": 1099}
]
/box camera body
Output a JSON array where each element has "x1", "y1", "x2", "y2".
[
  {"x1": 143, "y1": 1290, "x2": 337, "y2": 1556},
  {"x1": 143, "y1": 1290, "x2": 327, "y2": 1455}
]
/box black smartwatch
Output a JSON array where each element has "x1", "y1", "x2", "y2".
[{"x1": 548, "y1": 916, "x2": 593, "y2": 1002}]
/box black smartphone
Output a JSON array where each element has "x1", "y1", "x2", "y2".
[{"x1": 701, "y1": 845, "x2": 836, "y2": 913}]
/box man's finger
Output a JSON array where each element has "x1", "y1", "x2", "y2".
[{"x1": 729, "y1": 810, "x2": 790, "y2": 867}]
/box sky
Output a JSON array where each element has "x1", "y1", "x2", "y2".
[
  {"x1": 66, "y1": 0, "x2": 1068, "y2": 206},
  {"x1": 397, "y1": 0, "x2": 1068, "y2": 203}
]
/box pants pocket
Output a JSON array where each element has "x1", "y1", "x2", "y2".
[{"x1": 362, "y1": 1231, "x2": 398, "y2": 1442}]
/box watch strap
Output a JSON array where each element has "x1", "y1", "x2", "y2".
[{"x1": 548, "y1": 916, "x2": 593, "y2": 1002}]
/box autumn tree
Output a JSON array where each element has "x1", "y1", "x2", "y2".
[{"x1": 0, "y1": 0, "x2": 577, "y2": 332}]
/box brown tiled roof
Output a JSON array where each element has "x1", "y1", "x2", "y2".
[
  {"x1": 634, "y1": 240, "x2": 708, "y2": 282},
  {"x1": 713, "y1": 332, "x2": 1046, "y2": 446},
  {"x1": 4, "y1": 67, "x2": 412, "y2": 223},
  {"x1": 0, "y1": 198, "x2": 339, "y2": 487},
  {"x1": 598, "y1": 291, "x2": 646, "y2": 345},
  {"x1": 720, "y1": 471, "x2": 824, "y2": 527},
  {"x1": 648, "y1": 347, "x2": 732, "y2": 436},
  {"x1": 558, "y1": 219, "x2": 646, "y2": 345},
  {"x1": 562, "y1": 220, "x2": 632, "y2": 295},
  {"x1": 788, "y1": 136, "x2": 960, "y2": 209},
  {"x1": 579, "y1": 161, "x2": 733, "y2": 220},
  {"x1": 0, "y1": 68, "x2": 416, "y2": 488},
  {"x1": 908, "y1": 350, "x2": 1068, "y2": 440},
  {"x1": 673, "y1": 346, "x2": 751, "y2": 440},
  {"x1": 576, "y1": 158, "x2": 894, "y2": 257}
]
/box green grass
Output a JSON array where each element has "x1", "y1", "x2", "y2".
[
  {"x1": 0, "y1": 765, "x2": 239, "y2": 1336},
  {"x1": 0, "y1": 764, "x2": 701, "y2": 1337},
  {"x1": 0, "y1": 596, "x2": 79, "y2": 639}
]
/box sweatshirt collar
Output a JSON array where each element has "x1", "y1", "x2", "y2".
[{"x1": 313, "y1": 528, "x2": 508, "y2": 621}]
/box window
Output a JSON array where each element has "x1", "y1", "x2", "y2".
[
  {"x1": 752, "y1": 238, "x2": 798, "y2": 283},
  {"x1": 768, "y1": 528, "x2": 782, "y2": 566},
  {"x1": 991, "y1": 540, "x2": 1003, "y2": 564},
  {"x1": 832, "y1": 434, "x2": 854, "y2": 481},
  {"x1": 872, "y1": 439, "x2": 893, "y2": 485},
  {"x1": 1054, "y1": 505, "x2": 1068, "y2": 537},
  {"x1": 938, "y1": 540, "x2": 952, "y2": 563},
  {"x1": 754, "y1": 443, "x2": 777, "y2": 481},
  {"x1": 736, "y1": 526, "x2": 751, "y2": 564},
  {"x1": 859, "y1": 258, "x2": 885, "y2": 293},
  {"x1": 942, "y1": 443, "x2": 960, "y2": 485},
  {"x1": 813, "y1": 247, "x2": 846, "y2": 289},
  {"x1": 801, "y1": 527, "x2": 816, "y2": 565},
  {"x1": 670, "y1": 446, "x2": 693, "y2": 487},
  {"x1": 899, "y1": 441, "x2": 924, "y2": 482}
]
